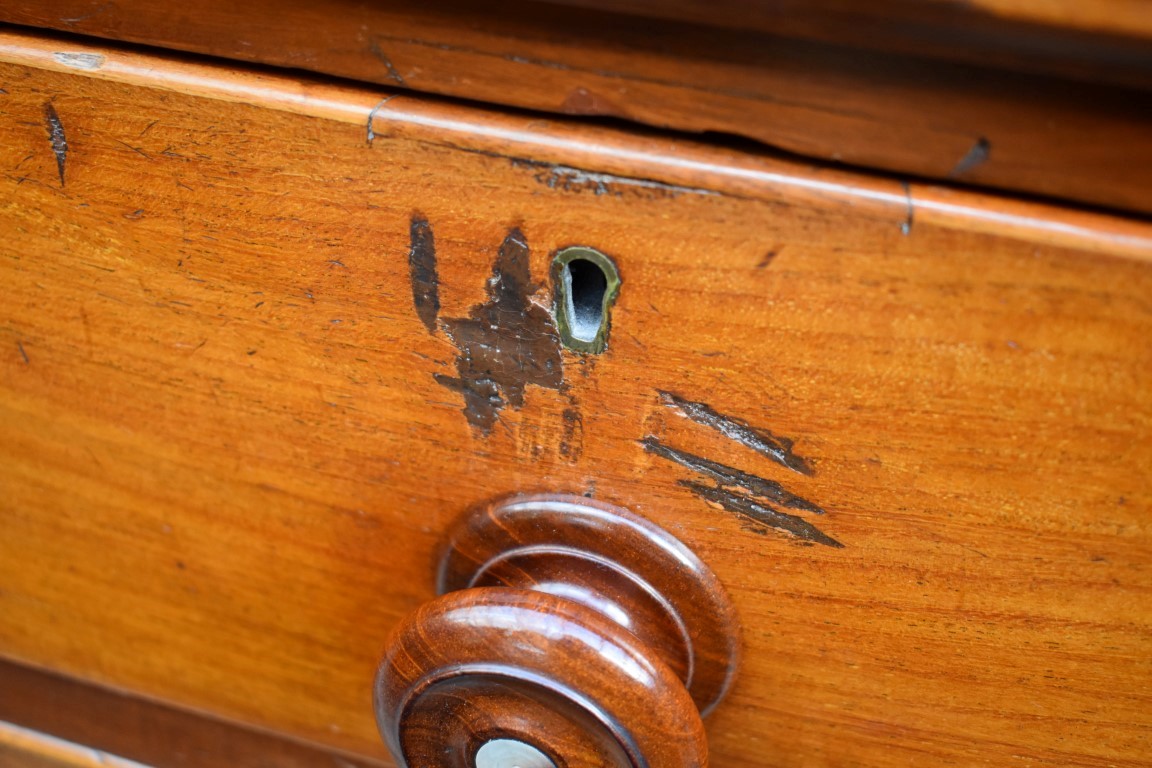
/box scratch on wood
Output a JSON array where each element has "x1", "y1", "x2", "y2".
[
  {"x1": 512, "y1": 160, "x2": 716, "y2": 198},
  {"x1": 42, "y1": 102, "x2": 67, "y2": 187},
  {"x1": 113, "y1": 138, "x2": 151, "y2": 159},
  {"x1": 642, "y1": 436, "x2": 822, "y2": 513},
  {"x1": 436, "y1": 227, "x2": 563, "y2": 433},
  {"x1": 366, "y1": 95, "x2": 397, "y2": 146},
  {"x1": 900, "y1": 181, "x2": 914, "y2": 236},
  {"x1": 658, "y1": 391, "x2": 813, "y2": 475},
  {"x1": 368, "y1": 39, "x2": 407, "y2": 85},
  {"x1": 682, "y1": 481, "x2": 842, "y2": 548},
  {"x1": 408, "y1": 214, "x2": 439, "y2": 333},
  {"x1": 949, "y1": 137, "x2": 991, "y2": 178},
  {"x1": 641, "y1": 436, "x2": 840, "y2": 547},
  {"x1": 17, "y1": 342, "x2": 29, "y2": 365}
]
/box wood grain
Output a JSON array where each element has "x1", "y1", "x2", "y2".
[
  {"x1": 1, "y1": 28, "x2": 1151, "y2": 768},
  {"x1": 4, "y1": 0, "x2": 1152, "y2": 215}
]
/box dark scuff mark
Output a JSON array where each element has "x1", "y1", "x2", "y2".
[
  {"x1": 949, "y1": 137, "x2": 991, "y2": 178},
  {"x1": 559, "y1": 407, "x2": 583, "y2": 461},
  {"x1": 17, "y1": 342, "x2": 29, "y2": 365},
  {"x1": 408, "y1": 215, "x2": 439, "y2": 333},
  {"x1": 682, "y1": 481, "x2": 842, "y2": 548},
  {"x1": 756, "y1": 248, "x2": 780, "y2": 269},
  {"x1": 368, "y1": 39, "x2": 407, "y2": 85},
  {"x1": 42, "y1": 102, "x2": 66, "y2": 187},
  {"x1": 642, "y1": 436, "x2": 823, "y2": 514},
  {"x1": 900, "y1": 181, "x2": 914, "y2": 236},
  {"x1": 659, "y1": 391, "x2": 813, "y2": 475},
  {"x1": 437, "y1": 228, "x2": 563, "y2": 433}
]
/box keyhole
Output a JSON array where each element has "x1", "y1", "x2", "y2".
[
  {"x1": 566, "y1": 258, "x2": 607, "y2": 343},
  {"x1": 552, "y1": 246, "x2": 620, "y2": 354}
]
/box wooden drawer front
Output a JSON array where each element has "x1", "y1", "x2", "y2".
[
  {"x1": 0, "y1": 721, "x2": 146, "y2": 768},
  {"x1": 1, "y1": 30, "x2": 1150, "y2": 768}
]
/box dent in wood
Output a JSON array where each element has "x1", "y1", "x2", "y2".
[
  {"x1": 658, "y1": 391, "x2": 813, "y2": 475},
  {"x1": 407, "y1": 214, "x2": 439, "y2": 333},
  {"x1": 435, "y1": 228, "x2": 563, "y2": 433},
  {"x1": 42, "y1": 102, "x2": 66, "y2": 186},
  {"x1": 642, "y1": 436, "x2": 841, "y2": 547}
]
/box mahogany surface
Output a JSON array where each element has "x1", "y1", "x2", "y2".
[
  {"x1": 4, "y1": 1, "x2": 1152, "y2": 215},
  {"x1": 1, "y1": 28, "x2": 1151, "y2": 768}
]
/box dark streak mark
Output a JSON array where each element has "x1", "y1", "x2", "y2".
[
  {"x1": 368, "y1": 39, "x2": 407, "y2": 85},
  {"x1": 408, "y1": 215, "x2": 439, "y2": 333},
  {"x1": 900, "y1": 181, "x2": 914, "y2": 236},
  {"x1": 17, "y1": 342, "x2": 29, "y2": 365},
  {"x1": 559, "y1": 407, "x2": 583, "y2": 461},
  {"x1": 949, "y1": 137, "x2": 991, "y2": 178},
  {"x1": 42, "y1": 102, "x2": 66, "y2": 187},
  {"x1": 438, "y1": 228, "x2": 563, "y2": 433},
  {"x1": 756, "y1": 248, "x2": 780, "y2": 269},
  {"x1": 123, "y1": 209, "x2": 144, "y2": 220},
  {"x1": 642, "y1": 436, "x2": 823, "y2": 514},
  {"x1": 366, "y1": 95, "x2": 397, "y2": 146},
  {"x1": 682, "y1": 481, "x2": 842, "y2": 548},
  {"x1": 659, "y1": 391, "x2": 813, "y2": 475}
]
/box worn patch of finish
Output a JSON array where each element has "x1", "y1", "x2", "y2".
[
  {"x1": 435, "y1": 228, "x2": 563, "y2": 433},
  {"x1": 52, "y1": 52, "x2": 105, "y2": 70},
  {"x1": 559, "y1": 407, "x2": 584, "y2": 461},
  {"x1": 659, "y1": 391, "x2": 813, "y2": 475},
  {"x1": 407, "y1": 215, "x2": 440, "y2": 333},
  {"x1": 42, "y1": 102, "x2": 66, "y2": 187},
  {"x1": 642, "y1": 436, "x2": 840, "y2": 547}
]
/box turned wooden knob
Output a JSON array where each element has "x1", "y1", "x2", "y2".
[{"x1": 373, "y1": 494, "x2": 740, "y2": 768}]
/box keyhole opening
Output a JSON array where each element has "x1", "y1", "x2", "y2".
[
  {"x1": 552, "y1": 246, "x2": 620, "y2": 354},
  {"x1": 566, "y1": 258, "x2": 607, "y2": 343}
]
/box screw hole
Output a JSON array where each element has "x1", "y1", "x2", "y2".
[{"x1": 552, "y1": 247, "x2": 620, "y2": 354}]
